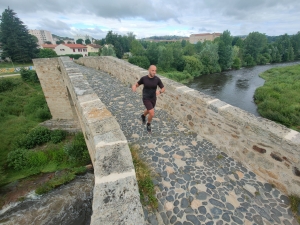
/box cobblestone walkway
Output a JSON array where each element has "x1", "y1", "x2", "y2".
[{"x1": 74, "y1": 64, "x2": 298, "y2": 225}]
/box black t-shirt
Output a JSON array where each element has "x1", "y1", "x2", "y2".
[{"x1": 137, "y1": 75, "x2": 164, "y2": 99}]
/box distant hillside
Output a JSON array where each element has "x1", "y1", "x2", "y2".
[
  {"x1": 141, "y1": 35, "x2": 188, "y2": 41},
  {"x1": 52, "y1": 34, "x2": 73, "y2": 40}
]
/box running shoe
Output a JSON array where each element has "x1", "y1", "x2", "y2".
[
  {"x1": 141, "y1": 115, "x2": 146, "y2": 124},
  {"x1": 147, "y1": 123, "x2": 151, "y2": 133}
]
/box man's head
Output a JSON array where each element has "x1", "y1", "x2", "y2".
[{"x1": 148, "y1": 65, "x2": 157, "y2": 78}]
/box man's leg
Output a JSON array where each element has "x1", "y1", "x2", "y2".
[{"x1": 147, "y1": 109, "x2": 154, "y2": 124}]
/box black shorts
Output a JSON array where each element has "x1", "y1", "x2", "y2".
[{"x1": 143, "y1": 99, "x2": 156, "y2": 110}]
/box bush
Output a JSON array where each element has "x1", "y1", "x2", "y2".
[
  {"x1": 128, "y1": 56, "x2": 150, "y2": 69},
  {"x1": 232, "y1": 57, "x2": 241, "y2": 69},
  {"x1": 7, "y1": 148, "x2": 28, "y2": 170},
  {"x1": 27, "y1": 151, "x2": 48, "y2": 168},
  {"x1": 64, "y1": 133, "x2": 89, "y2": 162},
  {"x1": 24, "y1": 94, "x2": 51, "y2": 120},
  {"x1": 20, "y1": 68, "x2": 39, "y2": 83},
  {"x1": 161, "y1": 71, "x2": 193, "y2": 84},
  {"x1": 0, "y1": 79, "x2": 18, "y2": 92},
  {"x1": 17, "y1": 126, "x2": 51, "y2": 149},
  {"x1": 35, "y1": 106, "x2": 52, "y2": 121},
  {"x1": 48, "y1": 149, "x2": 68, "y2": 163},
  {"x1": 50, "y1": 130, "x2": 67, "y2": 144},
  {"x1": 62, "y1": 54, "x2": 83, "y2": 59}
]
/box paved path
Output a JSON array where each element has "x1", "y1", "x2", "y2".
[
  {"x1": 74, "y1": 64, "x2": 298, "y2": 225},
  {"x1": 0, "y1": 74, "x2": 20, "y2": 77}
]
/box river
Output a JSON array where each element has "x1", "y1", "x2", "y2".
[{"x1": 186, "y1": 61, "x2": 300, "y2": 116}]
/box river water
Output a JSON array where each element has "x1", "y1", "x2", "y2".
[{"x1": 187, "y1": 61, "x2": 300, "y2": 116}]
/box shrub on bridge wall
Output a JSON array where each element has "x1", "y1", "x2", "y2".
[{"x1": 62, "y1": 54, "x2": 83, "y2": 60}]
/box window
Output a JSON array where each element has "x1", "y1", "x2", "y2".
[
  {"x1": 60, "y1": 49, "x2": 65, "y2": 51},
  {"x1": 78, "y1": 49, "x2": 82, "y2": 52},
  {"x1": 83, "y1": 49, "x2": 87, "y2": 52},
  {"x1": 73, "y1": 49, "x2": 75, "y2": 52}
]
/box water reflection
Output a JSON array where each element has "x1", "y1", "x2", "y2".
[{"x1": 187, "y1": 61, "x2": 300, "y2": 116}]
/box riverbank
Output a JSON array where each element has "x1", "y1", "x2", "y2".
[
  {"x1": 254, "y1": 64, "x2": 300, "y2": 132},
  {"x1": 187, "y1": 61, "x2": 300, "y2": 117}
]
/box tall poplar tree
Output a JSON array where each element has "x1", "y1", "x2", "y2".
[{"x1": 0, "y1": 7, "x2": 38, "y2": 62}]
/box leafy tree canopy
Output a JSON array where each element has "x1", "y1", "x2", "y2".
[
  {"x1": 0, "y1": 7, "x2": 39, "y2": 62},
  {"x1": 85, "y1": 39, "x2": 91, "y2": 44},
  {"x1": 76, "y1": 39, "x2": 84, "y2": 44},
  {"x1": 38, "y1": 49, "x2": 58, "y2": 58}
]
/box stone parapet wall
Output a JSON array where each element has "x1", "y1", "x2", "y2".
[
  {"x1": 77, "y1": 56, "x2": 300, "y2": 196},
  {"x1": 33, "y1": 57, "x2": 144, "y2": 224}
]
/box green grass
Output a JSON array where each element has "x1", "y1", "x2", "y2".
[
  {"x1": 160, "y1": 71, "x2": 194, "y2": 84},
  {"x1": 0, "y1": 62, "x2": 33, "y2": 68},
  {"x1": 130, "y1": 145, "x2": 158, "y2": 211},
  {"x1": 254, "y1": 64, "x2": 300, "y2": 131},
  {"x1": 0, "y1": 76, "x2": 90, "y2": 195},
  {"x1": 35, "y1": 167, "x2": 87, "y2": 195},
  {"x1": 289, "y1": 195, "x2": 300, "y2": 224}
]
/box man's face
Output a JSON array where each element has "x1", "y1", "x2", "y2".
[{"x1": 149, "y1": 66, "x2": 157, "y2": 78}]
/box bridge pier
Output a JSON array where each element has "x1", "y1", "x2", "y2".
[{"x1": 33, "y1": 57, "x2": 145, "y2": 224}]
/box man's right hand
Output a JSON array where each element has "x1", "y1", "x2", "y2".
[
  {"x1": 132, "y1": 83, "x2": 139, "y2": 92},
  {"x1": 132, "y1": 85, "x2": 136, "y2": 92}
]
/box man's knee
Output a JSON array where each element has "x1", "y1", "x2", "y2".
[{"x1": 149, "y1": 109, "x2": 155, "y2": 117}]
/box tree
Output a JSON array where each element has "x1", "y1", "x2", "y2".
[
  {"x1": 0, "y1": 7, "x2": 39, "y2": 62},
  {"x1": 44, "y1": 41, "x2": 52, "y2": 44},
  {"x1": 56, "y1": 40, "x2": 65, "y2": 44},
  {"x1": 170, "y1": 42, "x2": 185, "y2": 71},
  {"x1": 276, "y1": 34, "x2": 294, "y2": 62},
  {"x1": 243, "y1": 32, "x2": 267, "y2": 65},
  {"x1": 100, "y1": 45, "x2": 116, "y2": 57},
  {"x1": 85, "y1": 39, "x2": 91, "y2": 45},
  {"x1": 183, "y1": 42, "x2": 195, "y2": 56},
  {"x1": 130, "y1": 40, "x2": 145, "y2": 56},
  {"x1": 183, "y1": 55, "x2": 203, "y2": 77},
  {"x1": 291, "y1": 31, "x2": 300, "y2": 60},
  {"x1": 128, "y1": 56, "x2": 150, "y2": 69},
  {"x1": 218, "y1": 30, "x2": 233, "y2": 71},
  {"x1": 198, "y1": 42, "x2": 221, "y2": 74},
  {"x1": 76, "y1": 39, "x2": 84, "y2": 44},
  {"x1": 146, "y1": 42, "x2": 159, "y2": 65},
  {"x1": 158, "y1": 46, "x2": 173, "y2": 71},
  {"x1": 38, "y1": 49, "x2": 58, "y2": 58}
]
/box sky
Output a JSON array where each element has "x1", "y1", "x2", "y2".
[{"x1": 0, "y1": 0, "x2": 299, "y2": 40}]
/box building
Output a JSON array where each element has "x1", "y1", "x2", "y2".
[
  {"x1": 189, "y1": 33, "x2": 221, "y2": 44},
  {"x1": 41, "y1": 44, "x2": 57, "y2": 49},
  {"x1": 54, "y1": 44, "x2": 88, "y2": 56},
  {"x1": 86, "y1": 44, "x2": 101, "y2": 53},
  {"x1": 74, "y1": 34, "x2": 93, "y2": 44},
  {"x1": 29, "y1": 30, "x2": 55, "y2": 46}
]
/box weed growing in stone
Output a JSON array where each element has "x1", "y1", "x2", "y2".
[
  {"x1": 216, "y1": 154, "x2": 224, "y2": 160},
  {"x1": 288, "y1": 195, "x2": 300, "y2": 224},
  {"x1": 129, "y1": 145, "x2": 158, "y2": 211}
]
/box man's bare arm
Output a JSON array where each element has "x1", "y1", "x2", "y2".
[{"x1": 132, "y1": 83, "x2": 140, "y2": 92}]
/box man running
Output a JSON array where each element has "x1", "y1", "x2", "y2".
[{"x1": 132, "y1": 65, "x2": 165, "y2": 132}]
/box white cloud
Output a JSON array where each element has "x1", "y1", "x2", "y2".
[{"x1": 0, "y1": 0, "x2": 299, "y2": 39}]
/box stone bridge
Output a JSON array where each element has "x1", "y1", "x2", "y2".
[{"x1": 33, "y1": 56, "x2": 300, "y2": 225}]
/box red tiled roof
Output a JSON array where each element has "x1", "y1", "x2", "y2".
[
  {"x1": 63, "y1": 44, "x2": 87, "y2": 49},
  {"x1": 87, "y1": 44, "x2": 101, "y2": 48},
  {"x1": 41, "y1": 44, "x2": 57, "y2": 49}
]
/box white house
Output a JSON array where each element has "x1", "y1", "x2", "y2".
[
  {"x1": 54, "y1": 44, "x2": 88, "y2": 56},
  {"x1": 86, "y1": 44, "x2": 101, "y2": 53}
]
